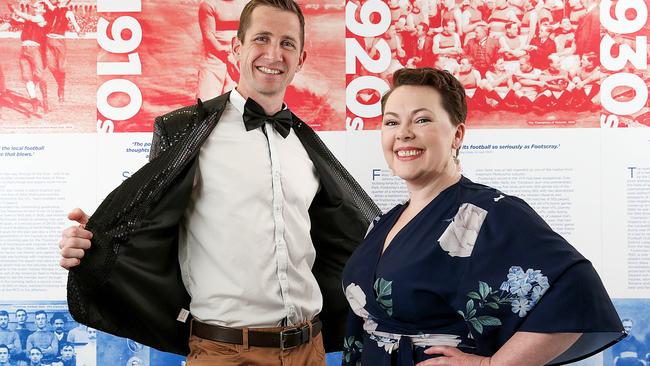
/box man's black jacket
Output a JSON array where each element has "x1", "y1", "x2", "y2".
[{"x1": 67, "y1": 93, "x2": 380, "y2": 355}]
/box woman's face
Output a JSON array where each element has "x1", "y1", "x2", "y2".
[{"x1": 381, "y1": 85, "x2": 464, "y2": 186}]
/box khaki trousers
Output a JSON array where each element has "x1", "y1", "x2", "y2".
[{"x1": 185, "y1": 332, "x2": 326, "y2": 366}]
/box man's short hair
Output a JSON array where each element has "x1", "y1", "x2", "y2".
[
  {"x1": 381, "y1": 67, "x2": 467, "y2": 126},
  {"x1": 0, "y1": 311, "x2": 8, "y2": 317},
  {"x1": 59, "y1": 342, "x2": 74, "y2": 351},
  {"x1": 29, "y1": 347, "x2": 43, "y2": 355},
  {"x1": 50, "y1": 312, "x2": 66, "y2": 325},
  {"x1": 0, "y1": 344, "x2": 8, "y2": 352},
  {"x1": 34, "y1": 310, "x2": 47, "y2": 318},
  {"x1": 506, "y1": 21, "x2": 518, "y2": 31},
  {"x1": 15, "y1": 309, "x2": 26, "y2": 315},
  {"x1": 237, "y1": 0, "x2": 305, "y2": 50}
]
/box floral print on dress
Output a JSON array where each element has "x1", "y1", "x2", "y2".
[
  {"x1": 458, "y1": 266, "x2": 550, "y2": 334},
  {"x1": 438, "y1": 203, "x2": 487, "y2": 257},
  {"x1": 343, "y1": 335, "x2": 363, "y2": 366},
  {"x1": 374, "y1": 278, "x2": 393, "y2": 316}
]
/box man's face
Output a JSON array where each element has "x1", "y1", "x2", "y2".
[
  {"x1": 539, "y1": 27, "x2": 550, "y2": 38},
  {"x1": 475, "y1": 26, "x2": 487, "y2": 39},
  {"x1": 459, "y1": 58, "x2": 472, "y2": 72},
  {"x1": 33, "y1": 2, "x2": 45, "y2": 14},
  {"x1": 444, "y1": 21, "x2": 456, "y2": 33},
  {"x1": 519, "y1": 59, "x2": 532, "y2": 72},
  {"x1": 30, "y1": 349, "x2": 43, "y2": 364},
  {"x1": 623, "y1": 320, "x2": 633, "y2": 333},
  {"x1": 580, "y1": 55, "x2": 593, "y2": 69},
  {"x1": 34, "y1": 314, "x2": 46, "y2": 329},
  {"x1": 232, "y1": 5, "x2": 306, "y2": 103},
  {"x1": 87, "y1": 328, "x2": 97, "y2": 340},
  {"x1": 506, "y1": 23, "x2": 519, "y2": 36},
  {"x1": 60, "y1": 346, "x2": 74, "y2": 360},
  {"x1": 495, "y1": 58, "x2": 506, "y2": 71},
  {"x1": 0, "y1": 348, "x2": 8, "y2": 363},
  {"x1": 16, "y1": 311, "x2": 26, "y2": 325},
  {"x1": 53, "y1": 319, "x2": 64, "y2": 333},
  {"x1": 0, "y1": 315, "x2": 8, "y2": 329},
  {"x1": 550, "y1": 58, "x2": 561, "y2": 71}
]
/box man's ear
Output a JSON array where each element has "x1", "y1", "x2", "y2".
[
  {"x1": 296, "y1": 50, "x2": 307, "y2": 72},
  {"x1": 231, "y1": 36, "x2": 242, "y2": 61}
]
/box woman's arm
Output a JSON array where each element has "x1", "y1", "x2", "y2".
[{"x1": 417, "y1": 331, "x2": 582, "y2": 366}]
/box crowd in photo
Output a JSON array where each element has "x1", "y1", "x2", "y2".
[
  {"x1": 0, "y1": 309, "x2": 95, "y2": 366},
  {"x1": 353, "y1": 0, "x2": 608, "y2": 114}
]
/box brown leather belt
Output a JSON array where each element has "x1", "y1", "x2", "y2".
[{"x1": 191, "y1": 317, "x2": 322, "y2": 350}]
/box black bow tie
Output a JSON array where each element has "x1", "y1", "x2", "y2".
[{"x1": 242, "y1": 98, "x2": 293, "y2": 138}]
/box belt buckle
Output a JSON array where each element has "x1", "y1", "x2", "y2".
[{"x1": 280, "y1": 326, "x2": 303, "y2": 350}]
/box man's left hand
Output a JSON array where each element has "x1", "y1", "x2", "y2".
[{"x1": 416, "y1": 346, "x2": 491, "y2": 366}]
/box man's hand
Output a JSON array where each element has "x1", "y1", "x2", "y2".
[
  {"x1": 416, "y1": 346, "x2": 491, "y2": 366},
  {"x1": 59, "y1": 208, "x2": 92, "y2": 270}
]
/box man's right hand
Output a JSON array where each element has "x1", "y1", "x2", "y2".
[{"x1": 59, "y1": 208, "x2": 92, "y2": 270}]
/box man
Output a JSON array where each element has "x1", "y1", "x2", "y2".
[
  {"x1": 0, "y1": 344, "x2": 12, "y2": 366},
  {"x1": 464, "y1": 24, "x2": 499, "y2": 75},
  {"x1": 498, "y1": 21, "x2": 529, "y2": 60},
  {"x1": 0, "y1": 312, "x2": 20, "y2": 360},
  {"x1": 528, "y1": 24, "x2": 556, "y2": 70},
  {"x1": 40, "y1": 0, "x2": 83, "y2": 103},
  {"x1": 49, "y1": 313, "x2": 67, "y2": 344},
  {"x1": 612, "y1": 319, "x2": 645, "y2": 366},
  {"x1": 10, "y1": 1, "x2": 49, "y2": 115},
  {"x1": 59, "y1": 0, "x2": 378, "y2": 365},
  {"x1": 27, "y1": 348, "x2": 43, "y2": 366},
  {"x1": 51, "y1": 342, "x2": 76, "y2": 366},
  {"x1": 24, "y1": 312, "x2": 57, "y2": 364},
  {"x1": 13, "y1": 310, "x2": 31, "y2": 365},
  {"x1": 196, "y1": 0, "x2": 246, "y2": 100},
  {"x1": 432, "y1": 19, "x2": 462, "y2": 71}
]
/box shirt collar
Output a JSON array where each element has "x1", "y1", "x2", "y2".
[
  {"x1": 229, "y1": 87, "x2": 247, "y2": 115},
  {"x1": 229, "y1": 87, "x2": 288, "y2": 115}
]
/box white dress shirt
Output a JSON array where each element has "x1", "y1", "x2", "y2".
[{"x1": 179, "y1": 88, "x2": 322, "y2": 327}]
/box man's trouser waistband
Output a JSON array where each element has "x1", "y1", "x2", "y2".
[{"x1": 191, "y1": 316, "x2": 322, "y2": 350}]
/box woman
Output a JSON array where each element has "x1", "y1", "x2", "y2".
[{"x1": 341, "y1": 68, "x2": 623, "y2": 365}]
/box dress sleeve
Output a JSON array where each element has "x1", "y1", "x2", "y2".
[
  {"x1": 457, "y1": 195, "x2": 624, "y2": 365},
  {"x1": 342, "y1": 309, "x2": 364, "y2": 366}
]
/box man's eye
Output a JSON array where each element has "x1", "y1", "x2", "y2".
[{"x1": 416, "y1": 118, "x2": 431, "y2": 124}]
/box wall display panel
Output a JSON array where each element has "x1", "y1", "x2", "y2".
[
  {"x1": 0, "y1": 0, "x2": 97, "y2": 133},
  {"x1": 0, "y1": 134, "x2": 96, "y2": 301},
  {"x1": 601, "y1": 128, "x2": 650, "y2": 298},
  {"x1": 344, "y1": 0, "x2": 650, "y2": 130},
  {"x1": 97, "y1": 0, "x2": 345, "y2": 132}
]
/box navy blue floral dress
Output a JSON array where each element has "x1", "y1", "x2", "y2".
[{"x1": 342, "y1": 176, "x2": 623, "y2": 366}]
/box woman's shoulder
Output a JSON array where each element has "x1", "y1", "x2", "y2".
[
  {"x1": 458, "y1": 176, "x2": 537, "y2": 216},
  {"x1": 458, "y1": 176, "x2": 549, "y2": 234}
]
